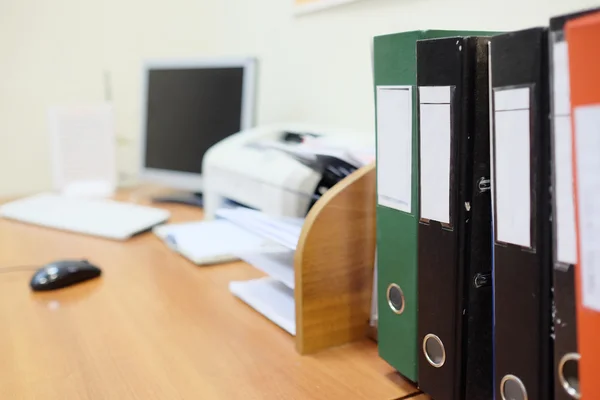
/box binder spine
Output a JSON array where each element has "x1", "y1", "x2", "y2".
[
  {"x1": 417, "y1": 37, "x2": 465, "y2": 400},
  {"x1": 416, "y1": 36, "x2": 492, "y2": 400},
  {"x1": 567, "y1": 12, "x2": 600, "y2": 400},
  {"x1": 487, "y1": 39, "x2": 497, "y2": 400},
  {"x1": 463, "y1": 37, "x2": 493, "y2": 400},
  {"x1": 490, "y1": 28, "x2": 552, "y2": 400},
  {"x1": 374, "y1": 31, "x2": 422, "y2": 383}
]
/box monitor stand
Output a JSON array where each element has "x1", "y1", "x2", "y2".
[{"x1": 151, "y1": 192, "x2": 203, "y2": 207}]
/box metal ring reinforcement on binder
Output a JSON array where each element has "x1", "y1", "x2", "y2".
[
  {"x1": 422, "y1": 334, "x2": 446, "y2": 368},
  {"x1": 500, "y1": 374, "x2": 528, "y2": 400},
  {"x1": 558, "y1": 352, "x2": 581, "y2": 399},
  {"x1": 386, "y1": 283, "x2": 405, "y2": 314}
]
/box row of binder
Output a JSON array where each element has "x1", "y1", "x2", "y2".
[{"x1": 374, "y1": 7, "x2": 600, "y2": 400}]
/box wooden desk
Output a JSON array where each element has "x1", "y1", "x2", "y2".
[{"x1": 0, "y1": 199, "x2": 420, "y2": 400}]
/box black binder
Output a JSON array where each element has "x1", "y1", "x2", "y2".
[
  {"x1": 416, "y1": 36, "x2": 493, "y2": 400},
  {"x1": 490, "y1": 28, "x2": 552, "y2": 400},
  {"x1": 549, "y1": 9, "x2": 599, "y2": 399}
]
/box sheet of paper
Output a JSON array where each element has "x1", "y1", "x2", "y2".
[
  {"x1": 229, "y1": 277, "x2": 296, "y2": 335},
  {"x1": 153, "y1": 219, "x2": 275, "y2": 264},
  {"x1": 574, "y1": 105, "x2": 600, "y2": 312},
  {"x1": 216, "y1": 207, "x2": 303, "y2": 250},
  {"x1": 554, "y1": 116, "x2": 577, "y2": 265},
  {"x1": 494, "y1": 88, "x2": 531, "y2": 248},
  {"x1": 376, "y1": 86, "x2": 412, "y2": 213},
  {"x1": 419, "y1": 86, "x2": 452, "y2": 224},
  {"x1": 552, "y1": 41, "x2": 571, "y2": 117},
  {"x1": 236, "y1": 248, "x2": 295, "y2": 289}
]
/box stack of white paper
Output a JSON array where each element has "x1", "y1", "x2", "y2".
[
  {"x1": 215, "y1": 207, "x2": 303, "y2": 335},
  {"x1": 154, "y1": 206, "x2": 303, "y2": 334},
  {"x1": 154, "y1": 206, "x2": 304, "y2": 266},
  {"x1": 236, "y1": 248, "x2": 295, "y2": 289},
  {"x1": 153, "y1": 219, "x2": 279, "y2": 265},
  {"x1": 229, "y1": 277, "x2": 296, "y2": 335},
  {"x1": 216, "y1": 207, "x2": 303, "y2": 250}
]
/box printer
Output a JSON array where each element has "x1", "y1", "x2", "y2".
[{"x1": 202, "y1": 123, "x2": 373, "y2": 219}]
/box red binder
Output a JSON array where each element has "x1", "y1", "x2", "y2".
[{"x1": 567, "y1": 11, "x2": 600, "y2": 400}]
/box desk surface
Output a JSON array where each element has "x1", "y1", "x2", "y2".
[{"x1": 0, "y1": 196, "x2": 420, "y2": 400}]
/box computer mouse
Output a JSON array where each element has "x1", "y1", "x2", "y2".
[{"x1": 30, "y1": 260, "x2": 101, "y2": 291}]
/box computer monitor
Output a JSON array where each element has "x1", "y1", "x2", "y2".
[{"x1": 139, "y1": 57, "x2": 257, "y2": 194}]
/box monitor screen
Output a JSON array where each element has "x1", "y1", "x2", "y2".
[{"x1": 143, "y1": 67, "x2": 245, "y2": 174}]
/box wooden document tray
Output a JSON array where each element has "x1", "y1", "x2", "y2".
[{"x1": 295, "y1": 163, "x2": 376, "y2": 354}]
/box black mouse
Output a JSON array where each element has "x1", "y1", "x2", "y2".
[{"x1": 30, "y1": 260, "x2": 102, "y2": 291}]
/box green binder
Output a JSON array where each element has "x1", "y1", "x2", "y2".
[{"x1": 374, "y1": 30, "x2": 497, "y2": 382}]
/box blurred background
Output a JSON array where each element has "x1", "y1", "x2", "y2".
[{"x1": 0, "y1": 0, "x2": 596, "y2": 196}]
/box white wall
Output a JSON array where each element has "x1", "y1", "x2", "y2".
[
  {"x1": 0, "y1": 0, "x2": 597, "y2": 196},
  {"x1": 0, "y1": 0, "x2": 217, "y2": 195}
]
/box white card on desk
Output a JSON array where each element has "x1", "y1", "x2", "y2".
[{"x1": 48, "y1": 103, "x2": 116, "y2": 197}]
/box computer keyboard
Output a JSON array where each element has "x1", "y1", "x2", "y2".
[{"x1": 0, "y1": 193, "x2": 170, "y2": 240}]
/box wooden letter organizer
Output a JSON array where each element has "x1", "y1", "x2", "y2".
[{"x1": 294, "y1": 163, "x2": 376, "y2": 354}]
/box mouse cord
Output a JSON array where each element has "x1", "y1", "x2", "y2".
[{"x1": 0, "y1": 266, "x2": 40, "y2": 274}]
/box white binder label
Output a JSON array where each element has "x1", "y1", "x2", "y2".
[
  {"x1": 419, "y1": 86, "x2": 452, "y2": 224},
  {"x1": 553, "y1": 42, "x2": 571, "y2": 116},
  {"x1": 493, "y1": 88, "x2": 531, "y2": 248},
  {"x1": 574, "y1": 105, "x2": 600, "y2": 312},
  {"x1": 553, "y1": 41, "x2": 578, "y2": 265},
  {"x1": 376, "y1": 86, "x2": 412, "y2": 213},
  {"x1": 554, "y1": 116, "x2": 577, "y2": 265}
]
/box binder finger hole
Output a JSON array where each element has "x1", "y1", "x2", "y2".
[
  {"x1": 558, "y1": 353, "x2": 580, "y2": 399},
  {"x1": 386, "y1": 283, "x2": 405, "y2": 314},
  {"x1": 422, "y1": 334, "x2": 445, "y2": 368},
  {"x1": 500, "y1": 374, "x2": 528, "y2": 400}
]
